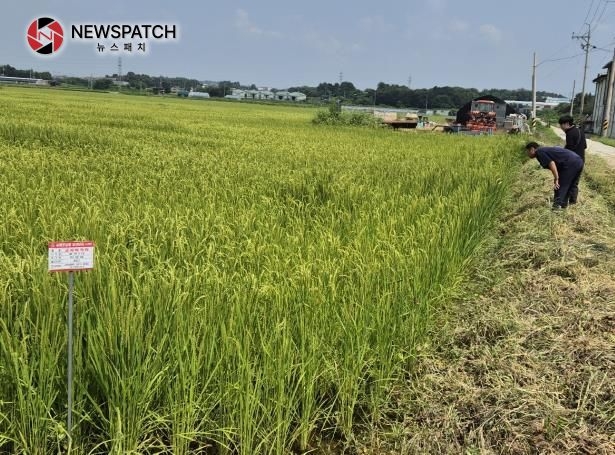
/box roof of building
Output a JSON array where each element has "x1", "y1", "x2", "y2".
[{"x1": 0, "y1": 75, "x2": 45, "y2": 83}]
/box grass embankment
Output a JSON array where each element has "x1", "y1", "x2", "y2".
[
  {"x1": 354, "y1": 147, "x2": 615, "y2": 454},
  {"x1": 590, "y1": 135, "x2": 615, "y2": 149}
]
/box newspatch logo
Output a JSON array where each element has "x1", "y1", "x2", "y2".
[{"x1": 27, "y1": 17, "x2": 64, "y2": 55}]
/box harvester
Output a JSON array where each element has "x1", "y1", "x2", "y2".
[{"x1": 466, "y1": 99, "x2": 497, "y2": 132}]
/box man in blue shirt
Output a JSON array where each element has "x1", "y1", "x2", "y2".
[{"x1": 525, "y1": 142, "x2": 584, "y2": 209}]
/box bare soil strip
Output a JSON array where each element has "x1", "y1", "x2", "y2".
[{"x1": 352, "y1": 157, "x2": 615, "y2": 454}]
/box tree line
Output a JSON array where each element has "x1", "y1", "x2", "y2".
[
  {"x1": 1, "y1": 64, "x2": 52, "y2": 81},
  {"x1": 2, "y1": 64, "x2": 568, "y2": 109},
  {"x1": 287, "y1": 82, "x2": 564, "y2": 109}
]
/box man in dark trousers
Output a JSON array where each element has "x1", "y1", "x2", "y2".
[
  {"x1": 558, "y1": 114, "x2": 586, "y2": 161},
  {"x1": 525, "y1": 142, "x2": 584, "y2": 209},
  {"x1": 558, "y1": 115, "x2": 586, "y2": 204}
]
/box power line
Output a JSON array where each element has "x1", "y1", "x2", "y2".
[
  {"x1": 583, "y1": 0, "x2": 597, "y2": 26},
  {"x1": 572, "y1": 24, "x2": 594, "y2": 114},
  {"x1": 541, "y1": 53, "x2": 585, "y2": 81},
  {"x1": 539, "y1": 40, "x2": 578, "y2": 64},
  {"x1": 537, "y1": 52, "x2": 586, "y2": 66},
  {"x1": 588, "y1": 0, "x2": 606, "y2": 27},
  {"x1": 591, "y1": 0, "x2": 611, "y2": 29}
]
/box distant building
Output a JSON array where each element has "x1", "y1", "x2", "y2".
[
  {"x1": 244, "y1": 89, "x2": 274, "y2": 100},
  {"x1": 225, "y1": 89, "x2": 246, "y2": 100},
  {"x1": 545, "y1": 96, "x2": 570, "y2": 104},
  {"x1": 592, "y1": 61, "x2": 614, "y2": 138},
  {"x1": 224, "y1": 88, "x2": 305, "y2": 102},
  {"x1": 275, "y1": 91, "x2": 307, "y2": 102},
  {"x1": 188, "y1": 90, "x2": 210, "y2": 99},
  {"x1": 505, "y1": 100, "x2": 563, "y2": 116},
  {"x1": 0, "y1": 76, "x2": 48, "y2": 85}
]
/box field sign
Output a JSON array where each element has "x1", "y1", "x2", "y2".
[
  {"x1": 48, "y1": 241, "x2": 95, "y2": 272},
  {"x1": 48, "y1": 240, "x2": 95, "y2": 439}
]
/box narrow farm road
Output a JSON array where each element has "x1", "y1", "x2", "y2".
[{"x1": 551, "y1": 125, "x2": 615, "y2": 168}]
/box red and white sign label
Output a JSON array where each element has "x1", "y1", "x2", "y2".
[{"x1": 48, "y1": 241, "x2": 95, "y2": 272}]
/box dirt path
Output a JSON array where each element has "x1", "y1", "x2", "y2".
[
  {"x1": 354, "y1": 160, "x2": 615, "y2": 454},
  {"x1": 551, "y1": 126, "x2": 615, "y2": 168}
]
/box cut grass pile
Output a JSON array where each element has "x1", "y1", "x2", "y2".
[{"x1": 355, "y1": 156, "x2": 615, "y2": 454}]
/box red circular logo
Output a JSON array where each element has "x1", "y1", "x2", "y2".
[{"x1": 27, "y1": 17, "x2": 64, "y2": 55}]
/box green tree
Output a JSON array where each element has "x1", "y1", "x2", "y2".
[{"x1": 93, "y1": 79, "x2": 112, "y2": 90}]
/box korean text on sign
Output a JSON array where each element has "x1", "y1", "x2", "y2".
[{"x1": 48, "y1": 241, "x2": 95, "y2": 272}]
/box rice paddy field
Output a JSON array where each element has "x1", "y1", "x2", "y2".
[{"x1": 0, "y1": 86, "x2": 521, "y2": 453}]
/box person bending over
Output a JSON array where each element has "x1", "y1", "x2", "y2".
[{"x1": 525, "y1": 142, "x2": 584, "y2": 209}]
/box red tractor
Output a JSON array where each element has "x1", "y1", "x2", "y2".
[{"x1": 466, "y1": 99, "x2": 497, "y2": 132}]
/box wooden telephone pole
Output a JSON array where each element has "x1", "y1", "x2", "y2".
[{"x1": 572, "y1": 24, "x2": 593, "y2": 116}]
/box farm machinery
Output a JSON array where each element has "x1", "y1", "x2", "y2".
[
  {"x1": 466, "y1": 99, "x2": 497, "y2": 132},
  {"x1": 443, "y1": 97, "x2": 528, "y2": 135},
  {"x1": 374, "y1": 95, "x2": 528, "y2": 135}
]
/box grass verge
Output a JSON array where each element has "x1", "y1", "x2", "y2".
[
  {"x1": 584, "y1": 154, "x2": 615, "y2": 210},
  {"x1": 589, "y1": 135, "x2": 615, "y2": 148},
  {"x1": 349, "y1": 156, "x2": 615, "y2": 454}
]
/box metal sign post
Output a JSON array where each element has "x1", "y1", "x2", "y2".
[
  {"x1": 67, "y1": 270, "x2": 74, "y2": 433},
  {"x1": 48, "y1": 241, "x2": 95, "y2": 442}
]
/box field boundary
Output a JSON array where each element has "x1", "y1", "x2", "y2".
[{"x1": 353, "y1": 156, "x2": 615, "y2": 454}]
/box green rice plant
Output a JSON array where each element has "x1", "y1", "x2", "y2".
[{"x1": 0, "y1": 86, "x2": 520, "y2": 453}]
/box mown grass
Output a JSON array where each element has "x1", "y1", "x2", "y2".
[
  {"x1": 354, "y1": 146, "x2": 615, "y2": 454},
  {"x1": 0, "y1": 87, "x2": 523, "y2": 454},
  {"x1": 584, "y1": 155, "x2": 615, "y2": 210}
]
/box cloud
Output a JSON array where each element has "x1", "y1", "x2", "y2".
[
  {"x1": 479, "y1": 24, "x2": 503, "y2": 44},
  {"x1": 234, "y1": 9, "x2": 281, "y2": 38},
  {"x1": 426, "y1": 0, "x2": 447, "y2": 11},
  {"x1": 449, "y1": 19, "x2": 469, "y2": 33},
  {"x1": 358, "y1": 15, "x2": 395, "y2": 33},
  {"x1": 303, "y1": 30, "x2": 363, "y2": 56}
]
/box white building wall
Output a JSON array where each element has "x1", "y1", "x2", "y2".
[
  {"x1": 608, "y1": 66, "x2": 615, "y2": 138},
  {"x1": 593, "y1": 62, "x2": 615, "y2": 138},
  {"x1": 592, "y1": 77, "x2": 606, "y2": 135}
]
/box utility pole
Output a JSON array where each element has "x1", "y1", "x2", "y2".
[
  {"x1": 572, "y1": 24, "x2": 593, "y2": 116},
  {"x1": 408, "y1": 75, "x2": 412, "y2": 89},
  {"x1": 602, "y1": 48, "x2": 615, "y2": 137},
  {"x1": 531, "y1": 52, "x2": 537, "y2": 120},
  {"x1": 570, "y1": 79, "x2": 575, "y2": 116}
]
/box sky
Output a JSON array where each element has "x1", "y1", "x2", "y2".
[{"x1": 1, "y1": 0, "x2": 615, "y2": 96}]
